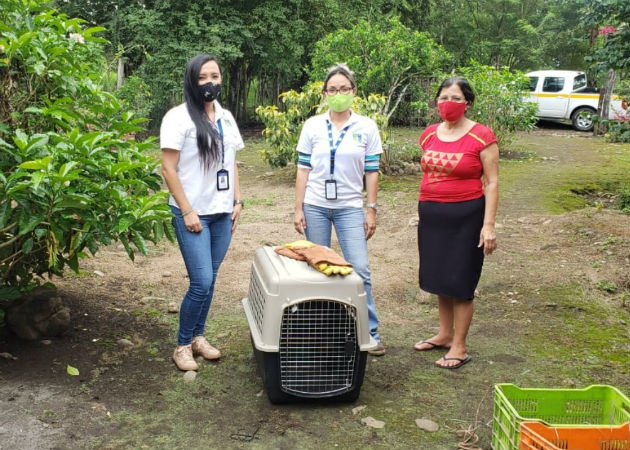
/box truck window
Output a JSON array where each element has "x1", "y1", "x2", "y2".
[
  {"x1": 572, "y1": 74, "x2": 587, "y2": 91},
  {"x1": 542, "y1": 77, "x2": 565, "y2": 93},
  {"x1": 527, "y1": 77, "x2": 538, "y2": 91}
]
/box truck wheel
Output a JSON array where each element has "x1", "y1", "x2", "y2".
[{"x1": 571, "y1": 107, "x2": 595, "y2": 131}]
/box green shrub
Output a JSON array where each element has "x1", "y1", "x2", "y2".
[
  {"x1": 0, "y1": 0, "x2": 173, "y2": 294},
  {"x1": 256, "y1": 81, "x2": 388, "y2": 168},
  {"x1": 603, "y1": 119, "x2": 630, "y2": 143},
  {"x1": 115, "y1": 75, "x2": 154, "y2": 124},
  {"x1": 457, "y1": 61, "x2": 539, "y2": 148}
]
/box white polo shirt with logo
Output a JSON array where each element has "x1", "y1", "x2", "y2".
[
  {"x1": 160, "y1": 101, "x2": 244, "y2": 215},
  {"x1": 297, "y1": 110, "x2": 382, "y2": 209}
]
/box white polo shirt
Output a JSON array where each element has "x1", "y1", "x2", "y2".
[
  {"x1": 297, "y1": 110, "x2": 382, "y2": 209},
  {"x1": 160, "y1": 101, "x2": 244, "y2": 215}
]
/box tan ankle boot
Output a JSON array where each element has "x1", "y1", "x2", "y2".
[
  {"x1": 191, "y1": 336, "x2": 221, "y2": 360},
  {"x1": 172, "y1": 345, "x2": 199, "y2": 371}
]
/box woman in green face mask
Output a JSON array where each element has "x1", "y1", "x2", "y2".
[{"x1": 293, "y1": 64, "x2": 386, "y2": 356}]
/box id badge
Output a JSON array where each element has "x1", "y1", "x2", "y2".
[
  {"x1": 217, "y1": 169, "x2": 229, "y2": 191},
  {"x1": 325, "y1": 179, "x2": 337, "y2": 200}
]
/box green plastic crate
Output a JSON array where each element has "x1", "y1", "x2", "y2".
[{"x1": 491, "y1": 384, "x2": 630, "y2": 450}]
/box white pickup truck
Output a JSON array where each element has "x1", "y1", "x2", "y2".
[{"x1": 525, "y1": 70, "x2": 627, "y2": 131}]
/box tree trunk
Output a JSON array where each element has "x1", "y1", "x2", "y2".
[
  {"x1": 595, "y1": 69, "x2": 615, "y2": 136},
  {"x1": 117, "y1": 57, "x2": 125, "y2": 90}
]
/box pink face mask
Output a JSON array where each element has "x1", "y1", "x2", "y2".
[{"x1": 438, "y1": 101, "x2": 467, "y2": 122}]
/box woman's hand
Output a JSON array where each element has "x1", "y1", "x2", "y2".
[
  {"x1": 478, "y1": 224, "x2": 496, "y2": 255},
  {"x1": 364, "y1": 209, "x2": 377, "y2": 240},
  {"x1": 294, "y1": 208, "x2": 306, "y2": 235},
  {"x1": 184, "y1": 211, "x2": 202, "y2": 233},
  {"x1": 231, "y1": 204, "x2": 242, "y2": 233}
]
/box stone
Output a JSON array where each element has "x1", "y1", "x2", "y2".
[
  {"x1": 6, "y1": 288, "x2": 71, "y2": 341},
  {"x1": 162, "y1": 271, "x2": 173, "y2": 278},
  {"x1": 117, "y1": 338, "x2": 134, "y2": 348},
  {"x1": 183, "y1": 371, "x2": 197, "y2": 382},
  {"x1": 361, "y1": 416, "x2": 385, "y2": 429},
  {"x1": 352, "y1": 405, "x2": 367, "y2": 415},
  {"x1": 93, "y1": 270, "x2": 105, "y2": 277},
  {"x1": 167, "y1": 302, "x2": 179, "y2": 313},
  {"x1": 415, "y1": 418, "x2": 439, "y2": 432}
]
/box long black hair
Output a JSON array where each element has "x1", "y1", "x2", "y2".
[{"x1": 184, "y1": 54, "x2": 222, "y2": 170}]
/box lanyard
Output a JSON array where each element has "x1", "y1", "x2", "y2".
[
  {"x1": 216, "y1": 119, "x2": 225, "y2": 167},
  {"x1": 326, "y1": 120, "x2": 351, "y2": 177}
]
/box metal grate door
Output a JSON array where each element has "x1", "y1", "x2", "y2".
[{"x1": 279, "y1": 300, "x2": 359, "y2": 397}]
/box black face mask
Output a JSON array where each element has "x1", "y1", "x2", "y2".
[{"x1": 198, "y1": 82, "x2": 221, "y2": 102}]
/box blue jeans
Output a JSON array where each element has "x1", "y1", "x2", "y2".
[
  {"x1": 303, "y1": 204, "x2": 380, "y2": 341},
  {"x1": 171, "y1": 206, "x2": 232, "y2": 346}
]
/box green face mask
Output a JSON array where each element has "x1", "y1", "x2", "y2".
[{"x1": 327, "y1": 92, "x2": 354, "y2": 112}]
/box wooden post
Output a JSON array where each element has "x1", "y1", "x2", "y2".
[
  {"x1": 117, "y1": 57, "x2": 124, "y2": 90},
  {"x1": 595, "y1": 69, "x2": 615, "y2": 135}
]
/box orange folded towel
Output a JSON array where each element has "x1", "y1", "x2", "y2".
[{"x1": 275, "y1": 242, "x2": 353, "y2": 276}]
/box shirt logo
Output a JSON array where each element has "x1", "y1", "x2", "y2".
[
  {"x1": 352, "y1": 133, "x2": 363, "y2": 144},
  {"x1": 421, "y1": 150, "x2": 463, "y2": 182}
]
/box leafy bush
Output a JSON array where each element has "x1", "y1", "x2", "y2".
[
  {"x1": 256, "y1": 82, "x2": 388, "y2": 168},
  {"x1": 0, "y1": 0, "x2": 173, "y2": 294},
  {"x1": 603, "y1": 119, "x2": 630, "y2": 143},
  {"x1": 457, "y1": 61, "x2": 539, "y2": 148},
  {"x1": 115, "y1": 75, "x2": 154, "y2": 124},
  {"x1": 310, "y1": 17, "x2": 451, "y2": 124}
]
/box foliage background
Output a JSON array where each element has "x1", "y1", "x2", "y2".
[
  {"x1": 0, "y1": 0, "x2": 173, "y2": 295},
  {"x1": 1, "y1": 0, "x2": 629, "y2": 296},
  {"x1": 50, "y1": 0, "x2": 629, "y2": 130}
]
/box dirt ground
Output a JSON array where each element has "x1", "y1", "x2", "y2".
[{"x1": 1, "y1": 123, "x2": 629, "y2": 450}]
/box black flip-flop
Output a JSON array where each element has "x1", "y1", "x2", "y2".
[
  {"x1": 435, "y1": 355, "x2": 471, "y2": 370},
  {"x1": 414, "y1": 340, "x2": 451, "y2": 351}
]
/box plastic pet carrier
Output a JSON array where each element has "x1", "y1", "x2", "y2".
[{"x1": 242, "y1": 246, "x2": 377, "y2": 403}]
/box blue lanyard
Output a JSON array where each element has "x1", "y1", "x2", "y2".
[
  {"x1": 326, "y1": 120, "x2": 351, "y2": 177},
  {"x1": 216, "y1": 119, "x2": 225, "y2": 167}
]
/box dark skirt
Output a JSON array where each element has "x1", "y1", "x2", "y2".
[{"x1": 417, "y1": 196, "x2": 485, "y2": 300}]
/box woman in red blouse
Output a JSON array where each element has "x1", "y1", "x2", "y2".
[{"x1": 414, "y1": 76, "x2": 499, "y2": 369}]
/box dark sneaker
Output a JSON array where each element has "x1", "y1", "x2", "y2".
[{"x1": 368, "y1": 342, "x2": 386, "y2": 356}]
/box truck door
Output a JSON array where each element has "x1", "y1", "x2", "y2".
[
  {"x1": 538, "y1": 76, "x2": 569, "y2": 118},
  {"x1": 525, "y1": 76, "x2": 539, "y2": 107}
]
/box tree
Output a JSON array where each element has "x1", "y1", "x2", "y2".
[
  {"x1": 310, "y1": 17, "x2": 452, "y2": 123},
  {"x1": 578, "y1": 0, "x2": 629, "y2": 140},
  {"x1": 578, "y1": 0, "x2": 630, "y2": 76},
  {"x1": 0, "y1": 0, "x2": 173, "y2": 296}
]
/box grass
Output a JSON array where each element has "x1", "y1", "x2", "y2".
[{"x1": 97, "y1": 126, "x2": 629, "y2": 450}]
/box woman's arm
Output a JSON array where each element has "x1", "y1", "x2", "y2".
[
  {"x1": 294, "y1": 168, "x2": 309, "y2": 235},
  {"x1": 231, "y1": 160, "x2": 242, "y2": 233},
  {"x1": 364, "y1": 171, "x2": 379, "y2": 240},
  {"x1": 161, "y1": 149, "x2": 202, "y2": 232},
  {"x1": 479, "y1": 143, "x2": 499, "y2": 255}
]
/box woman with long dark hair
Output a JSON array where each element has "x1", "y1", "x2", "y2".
[
  {"x1": 160, "y1": 54, "x2": 244, "y2": 371},
  {"x1": 414, "y1": 76, "x2": 499, "y2": 369}
]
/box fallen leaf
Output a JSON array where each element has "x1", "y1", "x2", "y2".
[{"x1": 67, "y1": 364, "x2": 79, "y2": 376}]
